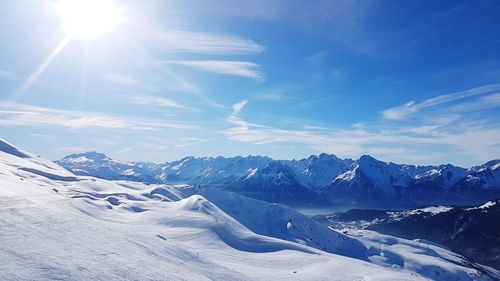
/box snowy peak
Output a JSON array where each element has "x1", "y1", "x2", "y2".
[
  {"x1": 56, "y1": 151, "x2": 159, "y2": 182},
  {"x1": 455, "y1": 159, "x2": 500, "y2": 192},
  {"x1": 473, "y1": 159, "x2": 500, "y2": 172},
  {"x1": 0, "y1": 138, "x2": 31, "y2": 158},
  {"x1": 414, "y1": 164, "x2": 467, "y2": 188},
  {"x1": 358, "y1": 154, "x2": 379, "y2": 165},
  {"x1": 239, "y1": 161, "x2": 303, "y2": 192},
  {"x1": 61, "y1": 151, "x2": 111, "y2": 163},
  {"x1": 288, "y1": 153, "x2": 352, "y2": 192},
  {"x1": 160, "y1": 155, "x2": 273, "y2": 184},
  {"x1": 0, "y1": 139, "x2": 76, "y2": 181},
  {"x1": 246, "y1": 161, "x2": 298, "y2": 182},
  {"x1": 356, "y1": 155, "x2": 393, "y2": 181},
  {"x1": 331, "y1": 155, "x2": 404, "y2": 196},
  {"x1": 56, "y1": 150, "x2": 500, "y2": 206}
]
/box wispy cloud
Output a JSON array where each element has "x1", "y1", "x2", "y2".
[
  {"x1": 0, "y1": 69, "x2": 17, "y2": 80},
  {"x1": 166, "y1": 0, "x2": 379, "y2": 54},
  {"x1": 29, "y1": 133, "x2": 57, "y2": 141},
  {"x1": 291, "y1": 95, "x2": 338, "y2": 109},
  {"x1": 136, "y1": 142, "x2": 169, "y2": 151},
  {"x1": 382, "y1": 83, "x2": 500, "y2": 120},
  {"x1": 0, "y1": 101, "x2": 198, "y2": 131},
  {"x1": 254, "y1": 87, "x2": 296, "y2": 101},
  {"x1": 54, "y1": 146, "x2": 89, "y2": 153},
  {"x1": 255, "y1": 93, "x2": 289, "y2": 101},
  {"x1": 114, "y1": 93, "x2": 197, "y2": 110},
  {"x1": 114, "y1": 147, "x2": 133, "y2": 154},
  {"x1": 446, "y1": 93, "x2": 500, "y2": 113},
  {"x1": 103, "y1": 74, "x2": 140, "y2": 86},
  {"x1": 226, "y1": 109, "x2": 370, "y2": 154},
  {"x1": 89, "y1": 136, "x2": 121, "y2": 146},
  {"x1": 232, "y1": 100, "x2": 248, "y2": 115},
  {"x1": 166, "y1": 60, "x2": 263, "y2": 80},
  {"x1": 148, "y1": 31, "x2": 264, "y2": 55},
  {"x1": 175, "y1": 137, "x2": 211, "y2": 148},
  {"x1": 224, "y1": 87, "x2": 500, "y2": 165}
]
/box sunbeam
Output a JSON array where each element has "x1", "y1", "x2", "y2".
[
  {"x1": 16, "y1": 33, "x2": 73, "y2": 97},
  {"x1": 15, "y1": 0, "x2": 124, "y2": 97}
]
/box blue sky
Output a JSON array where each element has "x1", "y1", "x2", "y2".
[{"x1": 1, "y1": 0, "x2": 500, "y2": 166}]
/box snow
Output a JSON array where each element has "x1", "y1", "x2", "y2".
[
  {"x1": 462, "y1": 161, "x2": 500, "y2": 189},
  {"x1": 1, "y1": 138, "x2": 499, "y2": 280},
  {"x1": 238, "y1": 161, "x2": 301, "y2": 190},
  {"x1": 244, "y1": 167, "x2": 258, "y2": 179},
  {"x1": 405, "y1": 206, "x2": 453, "y2": 216},
  {"x1": 465, "y1": 200, "x2": 497, "y2": 211},
  {"x1": 355, "y1": 155, "x2": 399, "y2": 195},
  {"x1": 385, "y1": 206, "x2": 454, "y2": 221},
  {"x1": 66, "y1": 156, "x2": 91, "y2": 163},
  {"x1": 493, "y1": 163, "x2": 500, "y2": 170},
  {"x1": 288, "y1": 154, "x2": 353, "y2": 192},
  {"x1": 414, "y1": 164, "x2": 467, "y2": 190},
  {"x1": 342, "y1": 229, "x2": 499, "y2": 281},
  {"x1": 416, "y1": 169, "x2": 439, "y2": 179},
  {"x1": 478, "y1": 201, "x2": 497, "y2": 209},
  {"x1": 335, "y1": 168, "x2": 357, "y2": 181},
  {"x1": 171, "y1": 156, "x2": 192, "y2": 170},
  {"x1": 122, "y1": 168, "x2": 138, "y2": 176}
]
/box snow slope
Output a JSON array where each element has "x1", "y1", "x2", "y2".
[{"x1": 1, "y1": 139, "x2": 498, "y2": 280}]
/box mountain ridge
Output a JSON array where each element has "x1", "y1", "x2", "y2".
[{"x1": 56, "y1": 150, "x2": 500, "y2": 207}]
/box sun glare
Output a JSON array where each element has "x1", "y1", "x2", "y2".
[{"x1": 56, "y1": 0, "x2": 123, "y2": 38}]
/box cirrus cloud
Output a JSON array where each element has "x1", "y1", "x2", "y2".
[
  {"x1": 166, "y1": 60, "x2": 263, "y2": 80},
  {"x1": 148, "y1": 30, "x2": 264, "y2": 55},
  {"x1": 382, "y1": 83, "x2": 500, "y2": 120},
  {"x1": 0, "y1": 101, "x2": 199, "y2": 131}
]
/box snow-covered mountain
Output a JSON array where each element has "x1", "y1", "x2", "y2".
[
  {"x1": 235, "y1": 161, "x2": 316, "y2": 201},
  {"x1": 58, "y1": 151, "x2": 161, "y2": 182},
  {"x1": 406, "y1": 164, "x2": 468, "y2": 204},
  {"x1": 2, "y1": 138, "x2": 500, "y2": 280},
  {"x1": 57, "y1": 151, "x2": 500, "y2": 207},
  {"x1": 287, "y1": 153, "x2": 354, "y2": 193},
  {"x1": 327, "y1": 155, "x2": 411, "y2": 202},
  {"x1": 318, "y1": 200, "x2": 500, "y2": 271},
  {"x1": 447, "y1": 160, "x2": 500, "y2": 204},
  {"x1": 157, "y1": 155, "x2": 273, "y2": 185}
]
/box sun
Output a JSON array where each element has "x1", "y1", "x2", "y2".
[{"x1": 56, "y1": 0, "x2": 123, "y2": 38}]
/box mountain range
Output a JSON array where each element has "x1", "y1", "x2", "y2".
[
  {"x1": 56, "y1": 152, "x2": 500, "y2": 207},
  {"x1": 2, "y1": 138, "x2": 500, "y2": 280}
]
